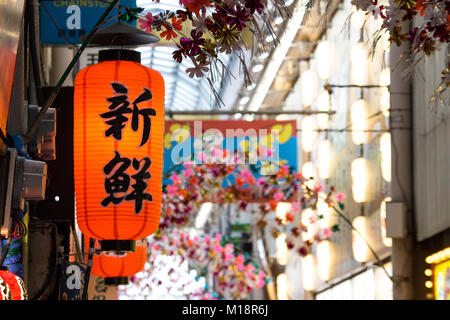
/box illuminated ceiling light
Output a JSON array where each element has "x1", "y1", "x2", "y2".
[
  {"x1": 351, "y1": 99, "x2": 369, "y2": 145},
  {"x1": 252, "y1": 63, "x2": 264, "y2": 73},
  {"x1": 195, "y1": 202, "x2": 213, "y2": 229},
  {"x1": 300, "y1": 116, "x2": 317, "y2": 152},
  {"x1": 316, "y1": 40, "x2": 331, "y2": 80},
  {"x1": 301, "y1": 208, "x2": 317, "y2": 242},
  {"x1": 246, "y1": 82, "x2": 257, "y2": 91},
  {"x1": 318, "y1": 139, "x2": 333, "y2": 180},
  {"x1": 300, "y1": 69, "x2": 316, "y2": 107},
  {"x1": 234, "y1": 113, "x2": 242, "y2": 119},
  {"x1": 425, "y1": 247, "x2": 450, "y2": 264},
  {"x1": 351, "y1": 5, "x2": 366, "y2": 30},
  {"x1": 350, "y1": 42, "x2": 368, "y2": 86},
  {"x1": 276, "y1": 233, "x2": 289, "y2": 266},
  {"x1": 317, "y1": 240, "x2": 335, "y2": 281},
  {"x1": 240, "y1": 96, "x2": 250, "y2": 105},
  {"x1": 425, "y1": 281, "x2": 433, "y2": 289},
  {"x1": 380, "y1": 196, "x2": 392, "y2": 247},
  {"x1": 274, "y1": 16, "x2": 284, "y2": 25},
  {"x1": 351, "y1": 157, "x2": 370, "y2": 203},
  {"x1": 258, "y1": 51, "x2": 270, "y2": 60},
  {"x1": 317, "y1": 90, "x2": 330, "y2": 130},
  {"x1": 302, "y1": 254, "x2": 317, "y2": 291},
  {"x1": 276, "y1": 273, "x2": 289, "y2": 300},
  {"x1": 352, "y1": 216, "x2": 372, "y2": 263},
  {"x1": 247, "y1": 1, "x2": 306, "y2": 112},
  {"x1": 265, "y1": 34, "x2": 274, "y2": 43},
  {"x1": 380, "y1": 132, "x2": 391, "y2": 182},
  {"x1": 424, "y1": 269, "x2": 432, "y2": 277}
]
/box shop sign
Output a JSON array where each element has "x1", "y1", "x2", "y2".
[
  {"x1": 434, "y1": 259, "x2": 450, "y2": 300},
  {"x1": 39, "y1": 0, "x2": 136, "y2": 45},
  {"x1": 59, "y1": 262, "x2": 86, "y2": 300}
]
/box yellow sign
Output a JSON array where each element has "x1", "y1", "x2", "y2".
[{"x1": 434, "y1": 259, "x2": 450, "y2": 300}]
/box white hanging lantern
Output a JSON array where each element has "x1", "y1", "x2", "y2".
[
  {"x1": 300, "y1": 70, "x2": 316, "y2": 107},
  {"x1": 301, "y1": 208, "x2": 317, "y2": 242},
  {"x1": 276, "y1": 233, "x2": 289, "y2": 266},
  {"x1": 276, "y1": 273, "x2": 289, "y2": 300},
  {"x1": 352, "y1": 216, "x2": 372, "y2": 263},
  {"x1": 317, "y1": 90, "x2": 330, "y2": 130},
  {"x1": 302, "y1": 161, "x2": 316, "y2": 190},
  {"x1": 302, "y1": 254, "x2": 317, "y2": 291},
  {"x1": 351, "y1": 157, "x2": 370, "y2": 203},
  {"x1": 351, "y1": 5, "x2": 366, "y2": 30},
  {"x1": 380, "y1": 132, "x2": 391, "y2": 182},
  {"x1": 317, "y1": 193, "x2": 332, "y2": 228},
  {"x1": 300, "y1": 116, "x2": 317, "y2": 152},
  {"x1": 317, "y1": 240, "x2": 335, "y2": 281},
  {"x1": 350, "y1": 42, "x2": 368, "y2": 86},
  {"x1": 351, "y1": 99, "x2": 369, "y2": 145},
  {"x1": 316, "y1": 40, "x2": 331, "y2": 80},
  {"x1": 318, "y1": 139, "x2": 333, "y2": 179}
]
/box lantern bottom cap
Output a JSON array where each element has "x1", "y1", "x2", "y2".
[
  {"x1": 105, "y1": 277, "x2": 129, "y2": 286},
  {"x1": 100, "y1": 240, "x2": 136, "y2": 253}
]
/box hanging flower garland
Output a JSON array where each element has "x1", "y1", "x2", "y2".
[
  {"x1": 157, "y1": 146, "x2": 344, "y2": 259},
  {"x1": 351, "y1": 0, "x2": 450, "y2": 105}
]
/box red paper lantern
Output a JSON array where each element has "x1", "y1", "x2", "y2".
[
  {"x1": 0, "y1": 268, "x2": 28, "y2": 300},
  {"x1": 85, "y1": 238, "x2": 147, "y2": 285},
  {"x1": 74, "y1": 49, "x2": 165, "y2": 252}
]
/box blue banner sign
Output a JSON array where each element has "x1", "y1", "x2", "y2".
[{"x1": 39, "y1": 0, "x2": 137, "y2": 45}]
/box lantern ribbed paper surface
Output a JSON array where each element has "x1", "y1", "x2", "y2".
[
  {"x1": 86, "y1": 239, "x2": 147, "y2": 281},
  {"x1": 0, "y1": 270, "x2": 28, "y2": 300},
  {"x1": 74, "y1": 51, "x2": 165, "y2": 242}
]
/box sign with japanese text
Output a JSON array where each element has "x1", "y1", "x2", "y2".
[
  {"x1": 39, "y1": 0, "x2": 136, "y2": 45},
  {"x1": 73, "y1": 55, "x2": 165, "y2": 241}
]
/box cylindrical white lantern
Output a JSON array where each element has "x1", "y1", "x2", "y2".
[
  {"x1": 316, "y1": 40, "x2": 331, "y2": 80},
  {"x1": 301, "y1": 70, "x2": 316, "y2": 107},
  {"x1": 318, "y1": 139, "x2": 333, "y2": 179},
  {"x1": 317, "y1": 90, "x2": 330, "y2": 130},
  {"x1": 301, "y1": 208, "x2": 317, "y2": 242},
  {"x1": 350, "y1": 42, "x2": 368, "y2": 86},
  {"x1": 351, "y1": 99, "x2": 369, "y2": 145},
  {"x1": 351, "y1": 157, "x2": 370, "y2": 203},
  {"x1": 351, "y1": 5, "x2": 366, "y2": 30},
  {"x1": 317, "y1": 193, "x2": 332, "y2": 228},
  {"x1": 317, "y1": 240, "x2": 334, "y2": 281},
  {"x1": 352, "y1": 216, "x2": 372, "y2": 263},
  {"x1": 302, "y1": 254, "x2": 316, "y2": 291},
  {"x1": 276, "y1": 273, "x2": 289, "y2": 300},
  {"x1": 276, "y1": 233, "x2": 289, "y2": 266},
  {"x1": 300, "y1": 116, "x2": 317, "y2": 152},
  {"x1": 302, "y1": 161, "x2": 316, "y2": 190}
]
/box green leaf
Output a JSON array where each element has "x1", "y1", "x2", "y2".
[{"x1": 331, "y1": 224, "x2": 340, "y2": 232}]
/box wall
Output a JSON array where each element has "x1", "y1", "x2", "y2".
[{"x1": 412, "y1": 40, "x2": 450, "y2": 242}]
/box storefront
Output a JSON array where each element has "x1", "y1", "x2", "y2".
[{"x1": 425, "y1": 247, "x2": 450, "y2": 300}]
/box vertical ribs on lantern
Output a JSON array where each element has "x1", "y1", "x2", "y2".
[{"x1": 74, "y1": 49, "x2": 165, "y2": 252}]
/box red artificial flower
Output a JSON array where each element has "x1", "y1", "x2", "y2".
[{"x1": 180, "y1": 0, "x2": 212, "y2": 16}]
